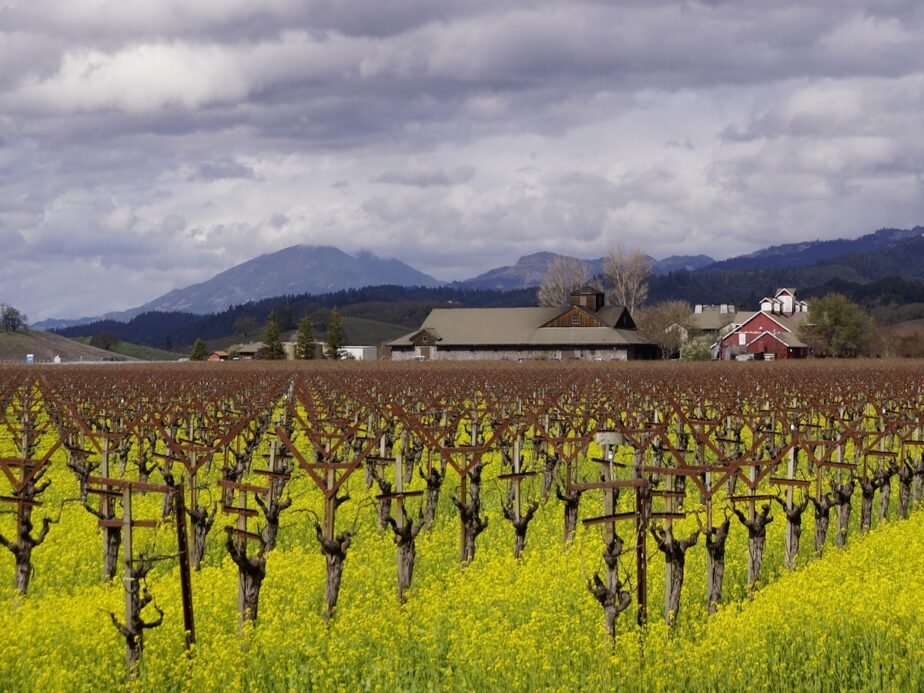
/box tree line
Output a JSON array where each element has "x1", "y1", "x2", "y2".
[
  {"x1": 535, "y1": 247, "x2": 884, "y2": 359},
  {"x1": 189, "y1": 308, "x2": 346, "y2": 361}
]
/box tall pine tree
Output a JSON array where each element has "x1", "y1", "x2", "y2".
[
  {"x1": 260, "y1": 311, "x2": 286, "y2": 360},
  {"x1": 325, "y1": 308, "x2": 344, "y2": 360},
  {"x1": 190, "y1": 338, "x2": 209, "y2": 361},
  {"x1": 296, "y1": 317, "x2": 316, "y2": 359}
]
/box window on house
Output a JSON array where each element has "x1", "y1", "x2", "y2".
[
  {"x1": 738, "y1": 332, "x2": 746, "y2": 346},
  {"x1": 571, "y1": 314, "x2": 580, "y2": 326}
]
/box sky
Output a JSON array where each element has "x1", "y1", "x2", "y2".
[{"x1": 2, "y1": 1, "x2": 924, "y2": 321}]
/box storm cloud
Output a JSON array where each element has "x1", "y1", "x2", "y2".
[{"x1": 2, "y1": 0, "x2": 924, "y2": 319}]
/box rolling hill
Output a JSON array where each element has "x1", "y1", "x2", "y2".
[{"x1": 0, "y1": 330, "x2": 135, "y2": 363}]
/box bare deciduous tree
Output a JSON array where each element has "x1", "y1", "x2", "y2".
[
  {"x1": 537, "y1": 256, "x2": 590, "y2": 306},
  {"x1": 635, "y1": 300, "x2": 693, "y2": 359},
  {"x1": 602, "y1": 244, "x2": 653, "y2": 314}
]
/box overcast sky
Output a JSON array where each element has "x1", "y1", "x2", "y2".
[{"x1": 2, "y1": 1, "x2": 924, "y2": 320}]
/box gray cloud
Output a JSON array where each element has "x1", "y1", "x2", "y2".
[
  {"x1": 1, "y1": 1, "x2": 924, "y2": 319},
  {"x1": 373, "y1": 165, "x2": 475, "y2": 187},
  {"x1": 191, "y1": 159, "x2": 258, "y2": 181}
]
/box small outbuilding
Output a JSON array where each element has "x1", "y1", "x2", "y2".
[{"x1": 234, "y1": 342, "x2": 265, "y2": 360}]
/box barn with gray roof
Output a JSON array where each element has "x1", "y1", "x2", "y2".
[{"x1": 389, "y1": 286, "x2": 656, "y2": 361}]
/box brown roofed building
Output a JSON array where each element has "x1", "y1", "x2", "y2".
[{"x1": 389, "y1": 286, "x2": 656, "y2": 361}]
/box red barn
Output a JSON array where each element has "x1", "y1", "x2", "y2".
[{"x1": 719, "y1": 288, "x2": 810, "y2": 360}]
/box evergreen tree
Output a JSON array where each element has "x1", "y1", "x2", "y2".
[
  {"x1": 190, "y1": 338, "x2": 209, "y2": 361},
  {"x1": 260, "y1": 311, "x2": 286, "y2": 360},
  {"x1": 296, "y1": 317, "x2": 316, "y2": 359},
  {"x1": 325, "y1": 308, "x2": 344, "y2": 360}
]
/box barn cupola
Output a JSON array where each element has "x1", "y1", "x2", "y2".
[{"x1": 570, "y1": 285, "x2": 605, "y2": 312}]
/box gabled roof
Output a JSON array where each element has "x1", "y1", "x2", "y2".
[
  {"x1": 409, "y1": 327, "x2": 441, "y2": 343},
  {"x1": 389, "y1": 307, "x2": 648, "y2": 347},
  {"x1": 724, "y1": 310, "x2": 810, "y2": 339},
  {"x1": 746, "y1": 330, "x2": 808, "y2": 349},
  {"x1": 596, "y1": 305, "x2": 635, "y2": 329},
  {"x1": 235, "y1": 342, "x2": 265, "y2": 353},
  {"x1": 540, "y1": 305, "x2": 607, "y2": 328},
  {"x1": 689, "y1": 311, "x2": 735, "y2": 331}
]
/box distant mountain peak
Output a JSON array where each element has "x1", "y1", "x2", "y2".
[{"x1": 106, "y1": 245, "x2": 442, "y2": 320}]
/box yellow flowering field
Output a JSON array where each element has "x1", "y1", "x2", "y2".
[
  {"x1": 0, "y1": 361, "x2": 921, "y2": 692},
  {"x1": 0, "y1": 451, "x2": 921, "y2": 692}
]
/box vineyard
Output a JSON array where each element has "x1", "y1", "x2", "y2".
[{"x1": 0, "y1": 360, "x2": 922, "y2": 691}]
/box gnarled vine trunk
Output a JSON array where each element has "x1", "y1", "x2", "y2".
[
  {"x1": 652, "y1": 525, "x2": 699, "y2": 626},
  {"x1": 810, "y1": 494, "x2": 835, "y2": 557},
  {"x1": 704, "y1": 518, "x2": 730, "y2": 614},
  {"x1": 556, "y1": 485, "x2": 582, "y2": 544},
  {"x1": 109, "y1": 554, "x2": 164, "y2": 676},
  {"x1": 859, "y1": 478, "x2": 875, "y2": 533},
  {"x1": 188, "y1": 504, "x2": 216, "y2": 570},
  {"x1": 587, "y1": 535, "x2": 632, "y2": 638},
  {"x1": 832, "y1": 479, "x2": 854, "y2": 548},
  {"x1": 502, "y1": 501, "x2": 539, "y2": 559},
  {"x1": 420, "y1": 467, "x2": 444, "y2": 530},
  {"x1": 315, "y1": 524, "x2": 352, "y2": 619},
  {"x1": 733, "y1": 504, "x2": 773, "y2": 592},
  {"x1": 388, "y1": 509, "x2": 423, "y2": 602}
]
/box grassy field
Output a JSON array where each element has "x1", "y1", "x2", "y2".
[
  {"x1": 72, "y1": 337, "x2": 182, "y2": 361},
  {"x1": 0, "y1": 330, "x2": 132, "y2": 363}
]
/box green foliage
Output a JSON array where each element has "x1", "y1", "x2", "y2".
[
  {"x1": 88, "y1": 332, "x2": 120, "y2": 351},
  {"x1": 296, "y1": 317, "x2": 316, "y2": 360},
  {"x1": 324, "y1": 308, "x2": 344, "y2": 359},
  {"x1": 681, "y1": 335, "x2": 714, "y2": 361},
  {"x1": 73, "y1": 337, "x2": 182, "y2": 361},
  {"x1": 799, "y1": 293, "x2": 877, "y2": 357},
  {"x1": 0, "y1": 304, "x2": 26, "y2": 332},
  {"x1": 189, "y1": 338, "x2": 209, "y2": 361},
  {"x1": 232, "y1": 316, "x2": 259, "y2": 337},
  {"x1": 635, "y1": 300, "x2": 693, "y2": 359},
  {"x1": 260, "y1": 311, "x2": 286, "y2": 360}
]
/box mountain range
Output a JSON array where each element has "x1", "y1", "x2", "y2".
[
  {"x1": 34, "y1": 225, "x2": 924, "y2": 331},
  {"x1": 34, "y1": 247, "x2": 714, "y2": 328},
  {"x1": 458, "y1": 252, "x2": 714, "y2": 291}
]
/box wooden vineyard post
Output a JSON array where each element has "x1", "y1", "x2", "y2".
[
  {"x1": 383, "y1": 431, "x2": 424, "y2": 601},
  {"x1": 784, "y1": 441, "x2": 795, "y2": 566},
  {"x1": 100, "y1": 437, "x2": 110, "y2": 527},
  {"x1": 121, "y1": 484, "x2": 133, "y2": 657},
  {"x1": 174, "y1": 484, "x2": 195, "y2": 649},
  {"x1": 187, "y1": 448, "x2": 197, "y2": 553},
  {"x1": 600, "y1": 436, "x2": 615, "y2": 544},
  {"x1": 219, "y1": 479, "x2": 267, "y2": 625},
  {"x1": 276, "y1": 397, "x2": 383, "y2": 617},
  {"x1": 578, "y1": 430, "x2": 639, "y2": 637},
  {"x1": 513, "y1": 434, "x2": 521, "y2": 524},
  {"x1": 88, "y1": 477, "x2": 171, "y2": 677},
  {"x1": 237, "y1": 489, "x2": 247, "y2": 624},
  {"x1": 634, "y1": 445, "x2": 648, "y2": 627},
  {"x1": 664, "y1": 461, "x2": 674, "y2": 621}
]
